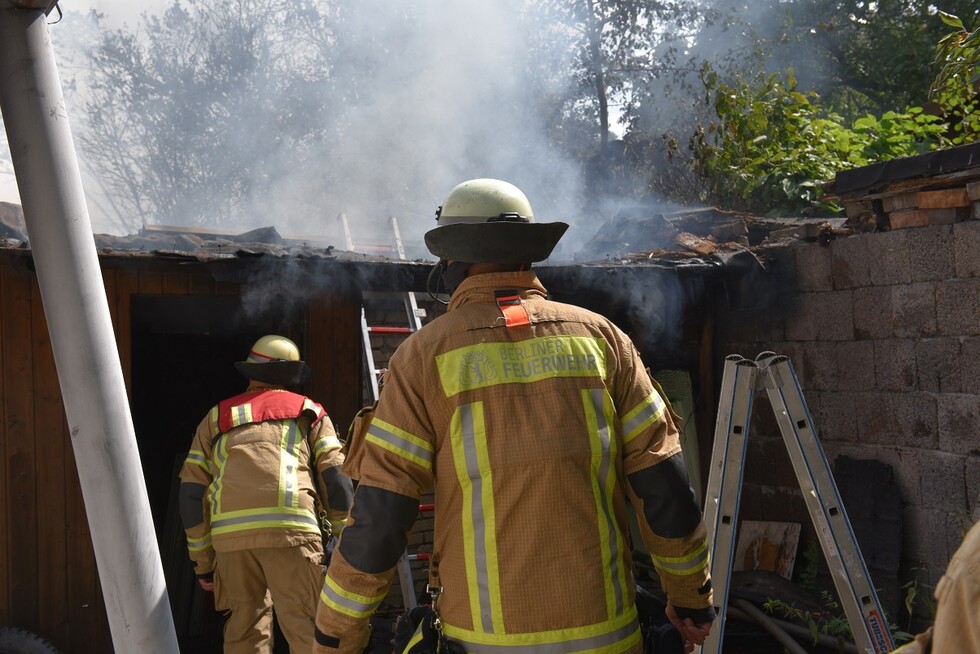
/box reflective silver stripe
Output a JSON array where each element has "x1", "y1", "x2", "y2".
[
  {"x1": 590, "y1": 389, "x2": 625, "y2": 616},
  {"x1": 652, "y1": 544, "x2": 710, "y2": 574},
  {"x1": 621, "y1": 392, "x2": 666, "y2": 441},
  {"x1": 211, "y1": 511, "x2": 320, "y2": 530},
  {"x1": 367, "y1": 421, "x2": 433, "y2": 467},
  {"x1": 448, "y1": 619, "x2": 640, "y2": 654},
  {"x1": 185, "y1": 450, "x2": 209, "y2": 472},
  {"x1": 459, "y1": 404, "x2": 495, "y2": 633},
  {"x1": 282, "y1": 419, "x2": 301, "y2": 507},
  {"x1": 320, "y1": 576, "x2": 383, "y2": 616}
]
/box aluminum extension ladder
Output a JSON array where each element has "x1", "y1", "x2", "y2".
[
  {"x1": 700, "y1": 352, "x2": 894, "y2": 654},
  {"x1": 344, "y1": 214, "x2": 429, "y2": 608}
]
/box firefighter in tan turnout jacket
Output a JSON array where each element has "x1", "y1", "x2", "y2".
[
  {"x1": 179, "y1": 335, "x2": 353, "y2": 654},
  {"x1": 314, "y1": 179, "x2": 715, "y2": 654}
]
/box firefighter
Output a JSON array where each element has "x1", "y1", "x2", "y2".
[
  {"x1": 314, "y1": 179, "x2": 715, "y2": 654},
  {"x1": 179, "y1": 334, "x2": 353, "y2": 654}
]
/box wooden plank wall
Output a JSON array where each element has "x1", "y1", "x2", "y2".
[
  {"x1": 307, "y1": 290, "x2": 363, "y2": 440},
  {"x1": 0, "y1": 254, "x2": 363, "y2": 652}
]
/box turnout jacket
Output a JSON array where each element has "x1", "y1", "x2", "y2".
[
  {"x1": 315, "y1": 271, "x2": 712, "y2": 654},
  {"x1": 178, "y1": 382, "x2": 350, "y2": 578}
]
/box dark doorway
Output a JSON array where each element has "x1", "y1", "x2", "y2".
[{"x1": 131, "y1": 294, "x2": 304, "y2": 653}]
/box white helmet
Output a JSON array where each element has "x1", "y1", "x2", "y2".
[{"x1": 424, "y1": 179, "x2": 568, "y2": 264}]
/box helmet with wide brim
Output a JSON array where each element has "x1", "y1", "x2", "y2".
[
  {"x1": 234, "y1": 360, "x2": 311, "y2": 386},
  {"x1": 425, "y1": 221, "x2": 568, "y2": 264},
  {"x1": 425, "y1": 178, "x2": 568, "y2": 264},
  {"x1": 234, "y1": 334, "x2": 311, "y2": 386}
]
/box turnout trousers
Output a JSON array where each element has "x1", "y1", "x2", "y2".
[{"x1": 214, "y1": 542, "x2": 325, "y2": 654}]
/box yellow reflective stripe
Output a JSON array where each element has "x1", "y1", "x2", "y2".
[
  {"x1": 365, "y1": 418, "x2": 434, "y2": 469},
  {"x1": 185, "y1": 449, "x2": 210, "y2": 474},
  {"x1": 650, "y1": 540, "x2": 710, "y2": 576},
  {"x1": 621, "y1": 391, "x2": 666, "y2": 444},
  {"x1": 450, "y1": 402, "x2": 504, "y2": 634},
  {"x1": 442, "y1": 607, "x2": 641, "y2": 653},
  {"x1": 404, "y1": 624, "x2": 426, "y2": 651},
  {"x1": 278, "y1": 419, "x2": 303, "y2": 509},
  {"x1": 319, "y1": 575, "x2": 385, "y2": 619},
  {"x1": 210, "y1": 506, "x2": 320, "y2": 536},
  {"x1": 313, "y1": 435, "x2": 341, "y2": 458},
  {"x1": 209, "y1": 405, "x2": 221, "y2": 437},
  {"x1": 230, "y1": 402, "x2": 253, "y2": 428},
  {"x1": 209, "y1": 436, "x2": 229, "y2": 513},
  {"x1": 186, "y1": 534, "x2": 211, "y2": 552},
  {"x1": 582, "y1": 388, "x2": 627, "y2": 619},
  {"x1": 436, "y1": 336, "x2": 607, "y2": 398}
]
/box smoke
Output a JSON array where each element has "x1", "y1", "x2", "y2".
[{"x1": 42, "y1": 0, "x2": 588, "y2": 260}]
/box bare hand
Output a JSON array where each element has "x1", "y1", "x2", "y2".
[
  {"x1": 198, "y1": 578, "x2": 214, "y2": 592},
  {"x1": 666, "y1": 601, "x2": 713, "y2": 652}
]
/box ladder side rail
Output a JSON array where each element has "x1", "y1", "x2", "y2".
[
  {"x1": 340, "y1": 213, "x2": 355, "y2": 252},
  {"x1": 701, "y1": 357, "x2": 758, "y2": 654},
  {"x1": 762, "y1": 357, "x2": 894, "y2": 654},
  {"x1": 360, "y1": 306, "x2": 380, "y2": 402},
  {"x1": 389, "y1": 216, "x2": 426, "y2": 333}
]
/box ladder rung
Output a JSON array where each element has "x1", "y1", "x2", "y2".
[
  {"x1": 418, "y1": 503, "x2": 435, "y2": 512},
  {"x1": 367, "y1": 326, "x2": 412, "y2": 334},
  {"x1": 408, "y1": 552, "x2": 431, "y2": 562}
]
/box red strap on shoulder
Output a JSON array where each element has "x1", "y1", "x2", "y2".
[{"x1": 495, "y1": 290, "x2": 530, "y2": 327}]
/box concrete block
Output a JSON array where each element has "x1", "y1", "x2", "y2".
[
  {"x1": 967, "y1": 454, "x2": 980, "y2": 521},
  {"x1": 784, "y1": 293, "x2": 821, "y2": 341},
  {"x1": 835, "y1": 340, "x2": 876, "y2": 391},
  {"x1": 808, "y1": 390, "x2": 858, "y2": 443},
  {"x1": 874, "y1": 339, "x2": 917, "y2": 391},
  {"x1": 794, "y1": 341, "x2": 838, "y2": 390},
  {"x1": 915, "y1": 337, "x2": 963, "y2": 393},
  {"x1": 963, "y1": 337, "x2": 980, "y2": 395},
  {"x1": 936, "y1": 278, "x2": 980, "y2": 336},
  {"x1": 831, "y1": 235, "x2": 875, "y2": 289},
  {"x1": 907, "y1": 225, "x2": 955, "y2": 283},
  {"x1": 868, "y1": 230, "x2": 912, "y2": 286},
  {"x1": 853, "y1": 286, "x2": 894, "y2": 339},
  {"x1": 918, "y1": 451, "x2": 967, "y2": 511},
  {"x1": 793, "y1": 242, "x2": 834, "y2": 292},
  {"x1": 855, "y1": 392, "x2": 938, "y2": 448},
  {"x1": 953, "y1": 221, "x2": 980, "y2": 278},
  {"x1": 938, "y1": 394, "x2": 980, "y2": 455},
  {"x1": 893, "y1": 283, "x2": 938, "y2": 338}
]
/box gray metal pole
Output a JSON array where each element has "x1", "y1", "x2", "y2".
[{"x1": 0, "y1": 7, "x2": 179, "y2": 653}]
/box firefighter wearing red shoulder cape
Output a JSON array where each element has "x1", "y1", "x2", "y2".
[{"x1": 179, "y1": 334, "x2": 353, "y2": 654}]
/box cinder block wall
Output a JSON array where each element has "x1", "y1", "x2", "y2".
[{"x1": 713, "y1": 221, "x2": 980, "y2": 624}]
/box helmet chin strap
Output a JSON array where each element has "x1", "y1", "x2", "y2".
[{"x1": 427, "y1": 260, "x2": 472, "y2": 304}]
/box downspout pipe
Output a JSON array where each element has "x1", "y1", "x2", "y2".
[{"x1": 0, "y1": 7, "x2": 179, "y2": 653}]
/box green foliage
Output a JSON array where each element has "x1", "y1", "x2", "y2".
[
  {"x1": 929, "y1": 12, "x2": 980, "y2": 146},
  {"x1": 763, "y1": 592, "x2": 853, "y2": 646},
  {"x1": 690, "y1": 66, "x2": 947, "y2": 215},
  {"x1": 797, "y1": 540, "x2": 820, "y2": 593},
  {"x1": 765, "y1": 591, "x2": 914, "y2": 648},
  {"x1": 902, "y1": 574, "x2": 937, "y2": 630}
]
